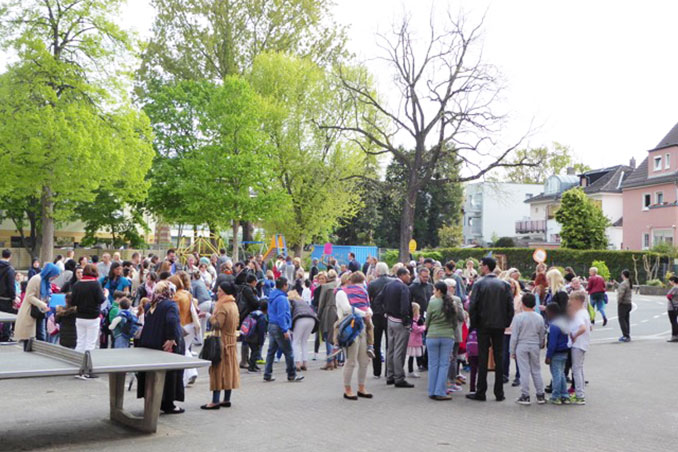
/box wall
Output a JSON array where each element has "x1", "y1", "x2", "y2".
[
  {"x1": 481, "y1": 183, "x2": 542, "y2": 244},
  {"x1": 590, "y1": 193, "x2": 624, "y2": 249},
  {"x1": 622, "y1": 183, "x2": 678, "y2": 249},
  {"x1": 647, "y1": 145, "x2": 678, "y2": 178}
]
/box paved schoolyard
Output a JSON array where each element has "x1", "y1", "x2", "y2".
[{"x1": 1, "y1": 293, "x2": 676, "y2": 452}]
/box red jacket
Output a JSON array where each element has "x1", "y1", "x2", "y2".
[{"x1": 587, "y1": 275, "x2": 606, "y2": 294}]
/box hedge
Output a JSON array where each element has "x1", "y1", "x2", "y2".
[{"x1": 382, "y1": 247, "x2": 672, "y2": 284}]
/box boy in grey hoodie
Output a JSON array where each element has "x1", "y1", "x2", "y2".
[{"x1": 510, "y1": 293, "x2": 546, "y2": 405}]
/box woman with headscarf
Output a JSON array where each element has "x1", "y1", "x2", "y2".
[
  {"x1": 27, "y1": 258, "x2": 41, "y2": 279},
  {"x1": 54, "y1": 259, "x2": 76, "y2": 290},
  {"x1": 14, "y1": 263, "x2": 61, "y2": 342},
  {"x1": 136, "y1": 280, "x2": 186, "y2": 414},
  {"x1": 200, "y1": 282, "x2": 241, "y2": 410}
]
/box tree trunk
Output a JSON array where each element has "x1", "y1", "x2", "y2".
[
  {"x1": 232, "y1": 220, "x2": 240, "y2": 262},
  {"x1": 39, "y1": 186, "x2": 54, "y2": 263},
  {"x1": 293, "y1": 234, "x2": 304, "y2": 258},
  {"x1": 176, "y1": 224, "x2": 183, "y2": 248},
  {"x1": 208, "y1": 223, "x2": 219, "y2": 247},
  {"x1": 399, "y1": 185, "x2": 418, "y2": 263},
  {"x1": 242, "y1": 220, "x2": 254, "y2": 243}
]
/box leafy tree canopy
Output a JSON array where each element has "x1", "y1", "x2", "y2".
[{"x1": 555, "y1": 187, "x2": 610, "y2": 250}]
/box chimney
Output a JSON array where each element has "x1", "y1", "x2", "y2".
[
  {"x1": 630, "y1": 157, "x2": 636, "y2": 169},
  {"x1": 566, "y1": 167, "x2": 575, "y2": 175}
]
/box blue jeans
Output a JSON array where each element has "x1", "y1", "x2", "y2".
[
  {"x1": 550, "y1": 352, "x2": 568, "y2": 400},
  {"x1": 113, "y1": 335, "x2": 131, "y2": 348},
  {"x1": 427, "y1": 337, "x2": 454, "y2": 397},
  {"x1": 264, "y1": 324, "x2": 296, "y2": 379},
  {"x1": 590, "y1": 293, "x2": 606, "y2": 318},
  {"x1": 212, "y1": 389, "x2": 231, "y2": 404},
  {"x1": 35, "y1": 318, "x2": 46, "y2": 341}
]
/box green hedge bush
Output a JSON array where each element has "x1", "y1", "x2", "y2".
[{"x1": 380, "y1": 247, "x2": 671, "y2": 284}]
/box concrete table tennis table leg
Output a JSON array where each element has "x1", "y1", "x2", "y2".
[{"x1": 109, "y1": 371, "x2": 166, "y2": 433}]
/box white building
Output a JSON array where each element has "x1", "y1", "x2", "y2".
[{"x1": 462, "y1": 182, "x2": 542, "y2": 246}]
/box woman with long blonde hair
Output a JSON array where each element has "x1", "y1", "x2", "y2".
[{"x1": 546, "y1": 268, "x2": 569, "y2": 313}]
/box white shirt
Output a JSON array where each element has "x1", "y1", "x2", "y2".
[
  {"x1": 569, "y1": 308, "x2": 591, "y2": 351},
  {"x1": 302, "y1": 287, "x2": 312, "y2": 305},
  {"x1": 335, "y1": 289, "x2": 373, "y2": 321}
]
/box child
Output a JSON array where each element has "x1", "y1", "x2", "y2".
[
  {"x1": 510, "y1": 293, "x2": 546, "y2": 405},
  {"x1": 245, "y1": 300, "x2": 268, "y2": 372},
  {"x1": 56, "y1": 293, "x2": 77, "y2": 349},
  {"x1": 545, "y1": 302, "x2": 571, "y2": 405},
  {"x1": 568, "y1": 290, "x2": 591, "y2": 405},
  {"x1": 466, "y1": 329, "x2": 479, "y2": 392},
  {"x1": 263, "y1": 271, "x2": 275, "y2": 298},
  {"x1": 109, "y1": 298, "x2": 138, "y2": 349},
  {"x1": 301, "y1": 279, "x2": 312, "y2": 305},
  {"x1": 407, "y1": 302, "x2": 426, "y2": 378}
]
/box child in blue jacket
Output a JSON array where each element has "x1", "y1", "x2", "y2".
[{"x1": 545, "y1": 303, "x2": 571, "y2": 404}]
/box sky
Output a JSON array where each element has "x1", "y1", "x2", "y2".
[{"x1": 9, "y1": 0, "x2": 678, "y2": 175}]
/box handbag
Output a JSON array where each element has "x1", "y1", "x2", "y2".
[
  {"x1": 199, "y1": 330, "x2": 222, "y2": 364},
  {"x1": 31, "y1": 304, "x2": 46, "y2": 320}
]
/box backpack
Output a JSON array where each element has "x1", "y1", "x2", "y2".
[
  {"x1": 118, "y1": 310, "x2": 140, "y2": 338},
  {"x1": 240, "y1": 313, "x2": 258, "y2": 339},
  {"x1": 336, "y1": 307, "x2": 364, "y2": 348}
]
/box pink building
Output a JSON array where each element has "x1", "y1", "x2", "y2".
[{"x1": 622, "y1": 122, "x2": 678, "y2": 249}]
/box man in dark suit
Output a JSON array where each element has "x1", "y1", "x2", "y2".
[
  {"x1": 368, "y1": 262, "x2": 392, "y2": 378},
  {"x1": 466, "y1": 257, "x2": 515, "y2": 402}
]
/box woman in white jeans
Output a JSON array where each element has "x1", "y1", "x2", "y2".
[
  {"x1": 71, "y1": 264, "x2": 106, "y2": 371},
  {"x1": 289, "y1": 290, "x2": 318, "y2": 372},
  {"x1": 335, "y1": 271, "x2": 373, "y2": 400}
]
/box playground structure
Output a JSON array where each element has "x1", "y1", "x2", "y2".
[
  {"x1": 175, "y1": 232, "x2": 287, "y2": 263},
  {"x1": 262, "y1": 234, "x2": 287, "y2": 262},
  {"x1": 175, "y1": 233, "x2": 225, "y2": 263}
]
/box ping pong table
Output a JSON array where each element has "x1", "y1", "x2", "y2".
[
  {"x1": 0, "y1": 339, "x2": 210, "y2": 433},
  {"x1": 0, "y1": 311, "x2": 17, "y2": 323}
]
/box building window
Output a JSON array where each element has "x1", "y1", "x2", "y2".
[
  {"x1": 656, "y1": 192, "x2": 664, "y2": 204},
  {"x1": 643, "y1": 233, "x2": 650, "y2": 249},
  {"x1": 643, "y1": 193, "x2": 651, "y2": 209},
  {"x1": 653, "y1": 229, "x2": 674, "y2": 246},
  {"x1": 667, "y1": 153, "x2": 671, "y2": 169},
  {"x1": 654, "y1": 156, "x2": 662, "y2": 171}
]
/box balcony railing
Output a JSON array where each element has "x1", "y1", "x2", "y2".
[{"x1": 515, "y1": 220, "x2": 546, "y2": 234}]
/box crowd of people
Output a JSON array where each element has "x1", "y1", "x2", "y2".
[{"x1": 0, "y1": 246, "x2": 673, "y2": 412}]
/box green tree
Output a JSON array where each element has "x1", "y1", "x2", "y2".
[
  {"x1": 138, "y1": 0, "x2": 346, "y2": 85},
  {"x1": 145, "y1": 77, "x2": 280, "y2": 260},
  {"x1": 75, "y1": 189, "x2": 148, "y2": 248},
  {"x1": 502, "y1": 143, "x2": 591, "y2": 184},
  {"x1": 249, "y1": 53, "x2": 371, "y2": 255},
  {"x1": 0, "y1": 1, "x2": 154, "y2": 262},
  {"x1": 555, "y1": 187, "x2": 610, "y2": 249}
]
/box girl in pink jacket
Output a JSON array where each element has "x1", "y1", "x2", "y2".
[{"x1": 407, "y1": 302, "x2": 426, "y2": 378}]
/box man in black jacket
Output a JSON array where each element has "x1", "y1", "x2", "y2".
[
  {"x1": 347, "y1": 252, "x2": 361, "y2": 272},
  {"x1": 368, "y1": 262, "x2": 392, "y2": 378},
  {"x1": 0, "y1": 249, "x2": 17, "y2": 342},
  {"x1": 383, "y1": 267, "x2": 414, "y2": 387},
  {"x1": 409, "y1": 267, "x2": 433, "y2": 370},
  {"x1": 466, "y1": 257, "x2": 515, "y2": 402}
]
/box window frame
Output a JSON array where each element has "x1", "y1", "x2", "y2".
[
  {"x1": 643, "y1": 193, "x2": 652, "y2": 210},
  {"x1": 642, "y1": 233, "x2": 650, "y2": 250},
  {"x1": 654, "y1": 156, "x2": 663, "y2": 171},
  {"x1": 656, "y1": 191, "x2": 664, "y2": 205},
  {"x1": 666, "y1": 153, "x2": 671, "y2": 170}
]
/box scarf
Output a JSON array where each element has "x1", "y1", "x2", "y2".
[
  {"x1": 145, "y1": 282, "x2": 156, "y2": 301},
  {"x1": 40, "y1": 263, "x2": 61, "y2": 299},
  {"x1": 344, "y1": 284, "x2": 370, "y2": 312}
]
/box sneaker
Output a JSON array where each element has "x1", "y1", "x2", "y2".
[
  {"x1": 603, "y1": 317, "x2": 608, "y2": 327},
  {"x1": 516, "y1": 394, "x2": 531, "y2": 405},
  {"x1": 511, "y1": 379, "x2": 520, "y2": 387},
  {"x1": 456, "y1": 374, "x2": 467, "y2": 382},
  {"x1": 366, "y1": 346, "x2": 376, "y2": 359},
  {"x1": 288, "y1": 375, "x2": 305, "y2": 382},
  {"x1": 256, "y1": 359, "x2": 266, "y2": 365},
  {"x1": 561, "y1": 397, "x2": 572, "y2": 405},
  {"x1": 408, "y1": 372, "x2": 420, "y2": 378},
  {"x1": 573, "y1": 397, "x2": 586, "y2": 405},
  {"x1": 618, "y1": 336, "x2": 626, "y2": 342},
  {"x1": 247, "y1": 368, "x2": 260, "y2": 373},
  {"x1": 84, "y1": 374, "x2": 99, "y2": 379},
  {"x1": 263, "y1": 376, "x2": 275, "y2": 382},
  {"x1": 536, "y1": 394, "x2": 546, "y2": 404},
  {"x1": 75, "y1": 374, "x2": 88, "y2": 381},
  {"x1": 449, "y1": 384, "x2": 463, "y2": 392},
  {"x1": 187, "y1": 375, "x2": 197, "y2": 385},
  {"x1": 544, "y1": 383, "x2": 552, "y2": 394},
  {"x1": 550, "y1": 398, "x2": 562, "y2": 405}
]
